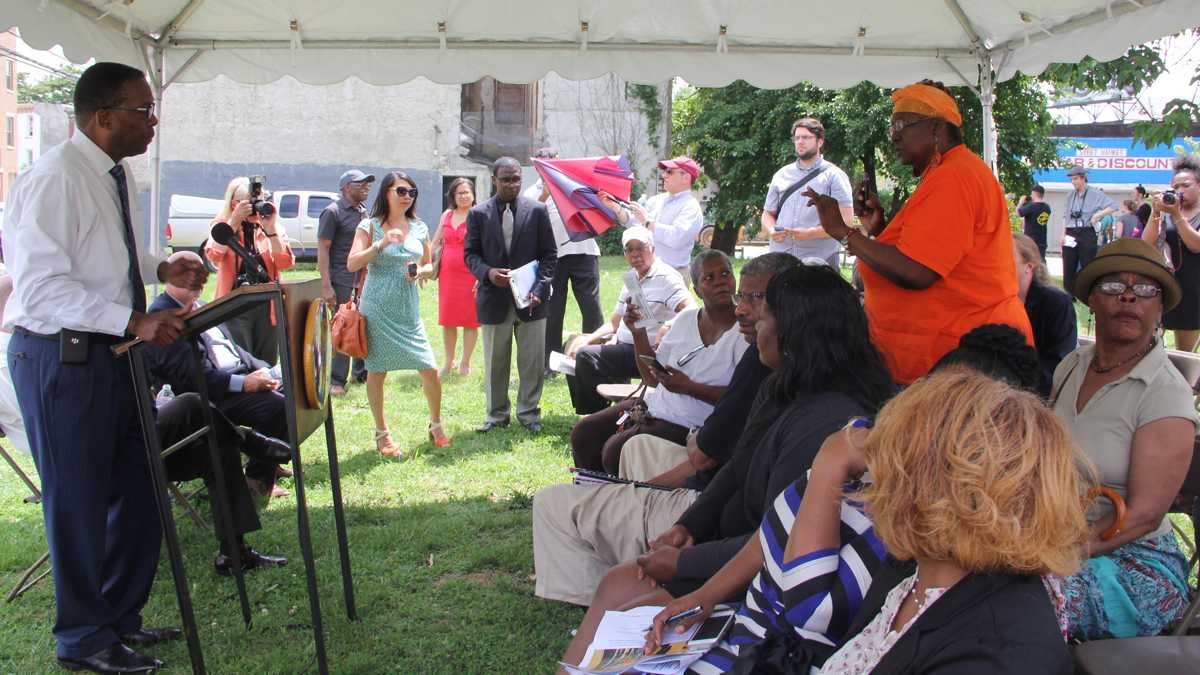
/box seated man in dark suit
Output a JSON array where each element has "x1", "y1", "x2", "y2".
[
  {"x1": 157, "y1": 392, "x2": 286, "y2": 574},
  {"x1": 146, "y1": 252, "x2": 293, "y2": 501}
]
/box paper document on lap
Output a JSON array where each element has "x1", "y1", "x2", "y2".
[{"x1": 562, "y1": 605, "x2": 735, "y2": 674}]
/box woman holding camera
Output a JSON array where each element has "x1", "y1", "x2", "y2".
[
  {"x1": 205, "y1": 176, "x2": 295, "y2": 364},
  {"x1": 1141, "y1": 155, "x2": 1200, "y2": 352},
  {"x1": 346, "y1": 171, "x2": 448, "y2": 458}
]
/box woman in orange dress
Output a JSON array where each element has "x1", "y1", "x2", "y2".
[
  {"x1": 204, "y1": 176, "x2": 295, "y2": 364},
  {"x1": 430, "y1": 177, "x2": 480, "y2": 378},
  {"x1": 805, "y1": 81, "x2": 1032, "y2": 384}
]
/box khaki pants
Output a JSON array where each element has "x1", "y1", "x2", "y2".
[
  {"x1": 532, "y1": 482, "x2": 698, "y2": 605},
  {"x1": 618, "y1": 434, "x2": 690, "y2": 482}
]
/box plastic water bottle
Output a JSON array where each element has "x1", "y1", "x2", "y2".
[{"x1": 155, "y1": 384, "x2": 175, "y2": 407}]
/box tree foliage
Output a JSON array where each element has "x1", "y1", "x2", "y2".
[
  {"x1": 674, "y1": 75, "x2": 1057, "y2": 239},
  {"x1": 16, "y1": 66, "x2": 82, "y2": 105}
]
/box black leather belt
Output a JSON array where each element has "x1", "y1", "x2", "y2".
[
  {"x1": 1065, "y1": 226, "x2": 1095, "y2": 234},
  {"x1": 14, "y1": 326, "x2": 124, "y2": 346}
]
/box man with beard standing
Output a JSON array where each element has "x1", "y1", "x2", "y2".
[
  {"x1": 760, "y1": 118, "x2": 855, "y2": 269},
  {"x1": 3, "y1": 62, "x2": 207, "y2": 672}
]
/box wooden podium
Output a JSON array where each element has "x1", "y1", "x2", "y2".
[{"x1": 114, "y1": 279, "x2": 355, "y2": 675}]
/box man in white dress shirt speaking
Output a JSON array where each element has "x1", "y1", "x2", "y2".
[{"x1": 3, "y1": 62, "x2": 206, "y2": 674}]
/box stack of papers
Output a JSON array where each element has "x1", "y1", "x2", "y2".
[
  {"x1": 509, "y1": 260, "x2": 540, "y2": 309},
  {"x1": 549, "y1": 350, "x2": 576, "y2": 376},
  {"x1": 561, "y1": 605, "x2": 735, "y2": 675}
]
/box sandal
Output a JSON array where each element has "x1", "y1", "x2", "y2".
[
  {"x1": 427, "y1": 421, "x2": 452, "y2": 448},
  {"x1": 374, "y1": 429, "x2": 402, "y2": 458}
]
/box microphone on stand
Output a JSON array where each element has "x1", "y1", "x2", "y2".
[{"x1": 211, "y1": 222, "x2": 270, "y2": 283}]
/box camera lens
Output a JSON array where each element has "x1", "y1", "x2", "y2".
[
  {"x1": 255, "y1": 201, "x2": 276, "y2": 217},
  {"x1": 1163, "y1": 191, "x2": 1177, "y2": 205}
]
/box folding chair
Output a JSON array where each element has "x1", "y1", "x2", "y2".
[{"x1": 0, "y1": 435, "x2": 51, "y2": 602}]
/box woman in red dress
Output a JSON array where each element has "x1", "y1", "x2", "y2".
[{"x1": 431, "y1": 177, "x2": 480, "y2": 378}]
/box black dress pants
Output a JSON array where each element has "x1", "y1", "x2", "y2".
[
  {"x1": 545, "y1": 254, "x2": 604, "y2": 367},
  {"x1": 565, "y1": 342, "x2": 640, "y2": 414},
  {"x1": 1061, "y1": 227, "x2": 1097, "y2": 297},
  {"x1": 159, "y1": 393, "x2": 261, "y2": 547}
]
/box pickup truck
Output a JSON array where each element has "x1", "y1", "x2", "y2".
[{"x1": 165, "y1": 190, "x2": 338, "y2": 262}]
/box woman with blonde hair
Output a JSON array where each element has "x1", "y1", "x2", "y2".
[
  {"x1": 644, "y1": 368, "x2": 1089, "y2": 674},
  {"x1": 204, "y1": 176, "x2": 295, "y2": 363},
  {"x1": 1013, "y1": 232, "x2": 1076, "y2": 395}
]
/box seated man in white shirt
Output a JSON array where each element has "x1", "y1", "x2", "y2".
[
  {"x1": 145, "y1": 252, "x2": 293, "y2": 501},
  {"x1": 564, "y1": 227, "x2": 694, "y2": 414}
]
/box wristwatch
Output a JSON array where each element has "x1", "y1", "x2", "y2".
[{"x1": 838, "y1": 229, "x2": 853, "y2": 248}]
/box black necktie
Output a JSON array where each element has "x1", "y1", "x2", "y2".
[{"x1": 109, "y1": 164, "x2": 147, "y2": 313}]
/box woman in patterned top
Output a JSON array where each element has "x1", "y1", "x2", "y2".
[{"x1": 646, "y1": 367, "x2": 1089, "y2": 674}]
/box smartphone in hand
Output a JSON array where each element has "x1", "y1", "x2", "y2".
[{"x1": 638, "y1": 354, "x2": 668, "y2": 373}]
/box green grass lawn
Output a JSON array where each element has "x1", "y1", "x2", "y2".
[{"x1": 0, "y1": 256, "x2": 1194, "y2": 673}]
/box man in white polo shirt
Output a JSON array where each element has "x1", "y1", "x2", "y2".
[
  {"x1": 760, "y1": 117, "x2": 855, "y2": 269},
  {"x1": 565, "y1": 227, "x2": 694, "y2": 414},
  {"x1": 619, "y1": 157, "x2": 705, "y2": 287}
]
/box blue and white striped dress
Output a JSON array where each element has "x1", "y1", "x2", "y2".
[{"x1": 689, "y1": 480, "x2": 886, "y2": 674}]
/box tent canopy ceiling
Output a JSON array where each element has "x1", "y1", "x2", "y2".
[{"x1": 5, "y1": 0, "x2": 1199, "y2": 89}]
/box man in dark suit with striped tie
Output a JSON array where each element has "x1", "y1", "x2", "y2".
[{"x1": 464, "y1": 157, "x2": 558, "y2": 433}]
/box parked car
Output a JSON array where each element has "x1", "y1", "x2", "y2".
[{"x1": 166, "y1": 190, "x2": 337, "y2": 262}]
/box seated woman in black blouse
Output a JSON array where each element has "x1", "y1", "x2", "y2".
[{"x1": 1014, "y1": 233, "x2": 1077, "y2": 396}]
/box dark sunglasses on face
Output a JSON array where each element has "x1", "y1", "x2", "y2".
[
  {"x1": 1096, "y1": 281, "x2": 1162, "y2": 298},
  {"x1": 393, "y1": 186, "x2": 419, "y2": 198}
]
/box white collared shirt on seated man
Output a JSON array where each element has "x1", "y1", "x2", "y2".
[
  {"x1": 646, "y1": 307, "x2": 750, "y2": 429},
  {"x1": 613, "y1": 257, "x2": 691, "y2": 347},
  {"x1": 3, "y1": 131, "x2": 162, "y2": 335}
]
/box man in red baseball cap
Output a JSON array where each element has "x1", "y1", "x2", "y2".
[{"x1": 614, "y1": 156, "x2": 705, "y2": 287}]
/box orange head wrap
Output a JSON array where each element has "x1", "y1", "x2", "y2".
[{"x1": 891, "y1": 83, "x2": 962, "y2": 128}]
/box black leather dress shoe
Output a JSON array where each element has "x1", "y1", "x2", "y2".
[
  {"x1": 119, "y1": 627, "x2": 181, "y2": 648},
  {"x1": 242, "y1": 430, "x2": 292, "y2": 463},
  {"x1": 522, "y1": 421, "x2": 543, "y2": 433},
  {"x1": 57, "y1": 643, "x2": 163, "y2": 673},
  {"x1": 474, "y1": 419, "x2": 510, "y2": 433},
  {"x1": 214, "y1": 548, "x2": 288, "y2": 576}
]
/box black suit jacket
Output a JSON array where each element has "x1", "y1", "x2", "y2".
[
  {"x1": 463, "y1": 195, "x2": 557, "y2": 324},
  {"x1": 147, "y1": 291, "x2": 269, "y2": 404},
  {"x1": 842, "y1": 557, "x2": 1071, "y2": 675}
]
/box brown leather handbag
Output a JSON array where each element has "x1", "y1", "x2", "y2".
[{"x1": 331, "y1": 272, "x2": 368, "y2": 358}]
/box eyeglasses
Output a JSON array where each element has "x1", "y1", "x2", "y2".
[
  {"x1": 732, "y1": 291, "x2": 767, "y2": 306},
  {"x1": 1095, "y1": 281, "x2": 1162, "y2": 298},
  {"x1": 496, "y1": 175, "x2": 522, "y2": 184},
  {"x1": 104, "y1": 103, "x2": 156, "y2": 119},
  {"x1": 676, "y1": 344, "x2": 706, "y2": 368},
  {"x1": 889, "y1": 116, "x2": 933, "y2": 137},
  {"x1": 392, "y1": 187, "x2": 419, "y2": 198}
]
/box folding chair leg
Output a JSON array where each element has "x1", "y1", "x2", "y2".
[
  {"x1": 168, "y1": 482, "x2": 211, "y2": 533},
  {"x1": 6, "y1": 551, "x2": 50, "y2": 602}
]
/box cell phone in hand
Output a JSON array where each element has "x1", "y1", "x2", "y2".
[
  {"x1": 638, "y1": 354, "x2": 668, "y2": 372},
  {"x1": 407, "y1": 262, "x2": 418, "y2": 278}
]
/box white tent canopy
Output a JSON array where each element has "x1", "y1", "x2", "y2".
[
  {"x1": 6, "y1": 0, "x2": 1199, "y2": 89},
  {"x1": 4, "y1": 0, "x2": 1198, "y2": 250}
]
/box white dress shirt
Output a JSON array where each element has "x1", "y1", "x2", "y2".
[
  {"x1": 3, "y1": 132, "x2": 162, "y2": 336},
  {"x1": 523, "y1": 180, "x2": 601, "y2": 258},
  {"x1": 612, "y1": 258, "x2": 691, "y2": 346},
  {"x1": 635, "y1": 190, "x2": 705, "y2": 269}
]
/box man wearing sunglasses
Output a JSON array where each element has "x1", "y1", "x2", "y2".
[
  {"x1": 4, "y1": 62, "x2": 206, "y2": 673},
  {"x1": 615, "y1": 157, "x2": 705, "y2": 288}
]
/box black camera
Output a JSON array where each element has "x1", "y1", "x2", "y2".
[
  {"x1": 1163, "y1": 190, "x2": 1178, "y2": 206},
  {"x1": 1070, "y1": 210, "x2": 1083, "y2": 221},
  {"x1": 247, "y1": 175, "x2": 276, "y2": 218}
]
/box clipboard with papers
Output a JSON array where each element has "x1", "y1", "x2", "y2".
[{"x1": 509, "y1": 260, "x2": 540, "y2": 309}]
